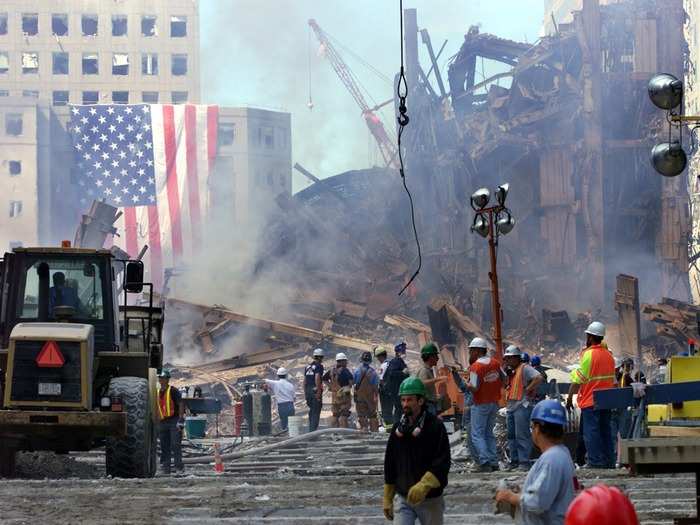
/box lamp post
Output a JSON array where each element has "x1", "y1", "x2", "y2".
[{"x1": 470, "y1": 184, "x2": 515, "y2": 361}]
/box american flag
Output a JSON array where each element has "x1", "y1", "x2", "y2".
[{"x1": 68, "y1": 104, "x2": 219, "y2": 289}]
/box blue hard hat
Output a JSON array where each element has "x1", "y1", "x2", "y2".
[
  {"x1": 531, "y1": 399, "x2": 567, "y2": 426},
  {"x1": 531, "y1": 356, "x2": 541, "y2": 367},
  {"x1": 394, "y1": 341, "x2": 407, "y2": 353},
  {"x1": 521, "y1": 352, "x2": 530, "y2": 363}
]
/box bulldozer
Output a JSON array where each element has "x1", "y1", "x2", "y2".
[{"x1": 0, "y1": 242, "x2": 163, "y2": 477}]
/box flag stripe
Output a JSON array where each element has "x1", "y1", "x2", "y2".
[
  {"x1": 147, "y1": 204, "x2": 163, "y2": 290},
  {"x1": 124, "y1": 207, "x2": 138, "y2": 257},
  {"x1": 163, "y1": 105, "x2": 184, "y2": 258},
  {"x1": 151, "y1": 106, "x2": 172, "y2": 277},
  {"x1": 185, "y1": 105, "x2": 202, "y2": 251},
  {"x1": 173, "y1": 105, "x2": 191, "y2": 262},
  {"x1": 207, "y1": 106, "x2": 219, "y2": 172}
]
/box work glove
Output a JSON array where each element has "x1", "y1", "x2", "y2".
[
  {"x1": 407, "y1": 471, "x2": 440, "y2": 506},
  {"x1": 383, "y1": 484, "x2": 395, "y2": 521}
]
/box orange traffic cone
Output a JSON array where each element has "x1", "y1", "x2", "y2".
[{"x1": 213, "y1": 442, "x2": 224, "y2": 474}]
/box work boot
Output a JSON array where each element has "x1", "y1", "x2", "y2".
[{"x1": 470, "y1": 463, "x2": 493, "y2": 473}]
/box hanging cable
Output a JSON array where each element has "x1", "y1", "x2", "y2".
[{"x1": 397, "y1": 0, "x2": 422, "y2": 296}]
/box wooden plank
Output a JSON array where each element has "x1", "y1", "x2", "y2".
[
  {"x1": 648, "y1": 426, "x2": 700, "y2": 438},
  {"x1": 384, "y1": 314, "x2": 431, "y2": 333}
]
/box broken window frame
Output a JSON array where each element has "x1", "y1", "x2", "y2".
[
  {"x1": 0, "y1": 13, "x2": 7, "y2": 36},
  {"x1": 8, "y1": 160, "x2": 21, "y2": 176},
  {"x1": 0, "y1": 52, "x2": 8, "y2": 74},
  {"x1": 82, "y1": 91, "x2": 99, "y2": 105},
  {"x1": 5, "y1": 114, "x2": 22, "y2": 136},
  {"x1": 52, "y1": 91, "x2": 69, "y2": 106},
  {"x1": 141, "y1": 53, "x2": 158, "y2": 76},
  {"x1": 82, "y1": 53, "x2": 99, "y2": 75},
  {"x1": 82, "y1": 14, "x2": 98, "y2": 37},
  {"x1": 52, "y1": 13, "x2": 68, "y2": 36},
  {"x1": 21, "y1": 52, "x2": 39, "y2": 74},
  {"x1": 171, "y1": 91, "x2": 188, "y2": 104},
  {"x1": 170, "y1": 15, "x2": 187, "y2": 37},
  {"x1": 218, "y1": 123, "x2": 236, "y2": 147},
  {"x1": 112, "y1": 14, "x2": 128, "y2": 37},
  {"x1": 112, "y1": 53, "x2": 129, "y2": 76},
  {"x1": 142, "y1": 91, "x2": 159, "y2": 103},
  {"x1": 112, "y1": 91, "x2": 129, "y2": 105},
  {"x1": 171, "y1": 54, "x2": 188, "y2": 76},
  {"x1": 9, "y1": 200, "x2": 22, "y2": 218},
  {"x1": 52, "y1": 52, "x2": 69, "y2": 75},
  {"x1": 141, "y1": 15, "x2": 157, "y2": 37},
  {"x1": 22, "y1": 13, "x2": 39, "y2": 36}
]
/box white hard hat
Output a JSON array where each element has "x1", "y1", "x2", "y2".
[
  {"x1": 313, "y1": 348, "x2": 325, "y2": 357},
  {"x1": 503, "y1": 345, "x2": 522, "y2": 357},
  {"x1": 335, "y1": 352, "x2": 348, "y2": 362},
  {"x1": 585, "y1": 321, "x2": 606, "y2": 338},
  {"x1": 468, "y1": 337, "x2": 488, "y2": 349},
  {"x1": 276, "y1": 367, "x2": 288, "y2": 376}
]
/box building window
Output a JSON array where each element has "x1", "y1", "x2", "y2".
[
  {"x1": 112, "y1": 15, "x2": 127, "y2": 37},
  {"x1": 82, "y1": 53, "x2": 98, "y2": 75},
  {"x1": 142, "y1": 53, "x2": 158, "y2": 75},
  {"x1": 9, "y1": 160, "x2": 21, "y2": 176},
  {"x1": 141, "y1": 16, "x2": 157, "y2": 37},
  {"x1": 0, "y1": 90, "x2": 8, "y2": 97},
  {"x1": 259, "y1": 126, "x2": 275, "y2": 149},
  {"x1": 22, "y1": 52, "x2": 39, "y2": 74},
  {"x1": 112, "y1": 91, "x2": 129, "y2": 104},
  {"x1": 22, "y1": 13, "x2": 38, "y2": 36},
  {"x1": 53, "y1": 91, "x2": 69, "y2": 106},
  {"x1": 218, "y1": 124, "x2": 235, "y2": 146},
  {"x1": 9, "y1": 241, "x2": 22, "y2": 250},
  {"x1": 0, "y1": 14, "x2": 7, "y2": 36},
  {"x1": 22, "y1": 90, "x2": 38, "y2": 98},
  {"x1": 112, "y1": 53, "x2": 129, "y2": 76},
  {"x1": 53, "y1": 52, "x2": 69, "y2": 75},
  {"x1": 82, "y1": 14, "x2": 98, "y2": 37},
  {"x1": 6, "y1": 114, "x2": 23, "y2": 136},
  {"x1": 0, "y1": 52, "x2": 8, "y2": 74},
  {"x1": 172, "y1": 54, "x2": 188, "y2": 76},
  {"x1": 52, "y1": 14, "x2": 68, "y2": 36},
  {"x1": 142, "y1": 91, "x2": 159, "y2": 103},
  {"x1": 170, "y1": 16, "x2": 187, "y2": 37},
  {"x1": 9, "y1": 201, "x2": 22, "y2": 218},
  {"x1": 172, "y1": 91, "x2": 188, "y2": 104},
  {"x1": 82, "y1": 91, "x2": 99, "y2": 105}
]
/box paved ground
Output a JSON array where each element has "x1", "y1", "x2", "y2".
[{"x1": 0, "y1": 432, "x2": 695, "y2": 524}]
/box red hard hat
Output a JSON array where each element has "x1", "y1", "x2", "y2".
[{"x1": 565, "y1": 484, "x2": 639, "y2": 525}]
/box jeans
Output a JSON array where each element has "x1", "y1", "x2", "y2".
[
  {"x1": 380, "y1": 388, "x2": 394, "y2": 425},
  {"x1": 159, "y1": 417, "x2": 183, "y2": 471},
  {"x1": 305, "y1": 390, "x2": 322, "y2": 432},
  {"x1": 471, "y1": 402, "x2": 498, "y2": 466},
  {"x1": 396, "y1": 494, "x2": 444, "y2": 525},
  {"x1": 581, "y1": 407, "x2": 614, "y2": 467},
  {"x1": 462, "y1": 407, "x2": 478, "y2": 460},
  {"x1": 278, "y1": 401, "x2": 295, "y2": 431},
  {"x1": 391, "y1": 393, "x2": 403, "y2": 425},
  {"x1": 615, "y1": 408, "x2": 633, "y2": 440},
  {"x1": 506, "y1": 404, "x2": 533, "y2": 467}
]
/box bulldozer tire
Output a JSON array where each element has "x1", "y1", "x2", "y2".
[{"x1": 105, "y1": 377, "x2": 156, "y2": 478}]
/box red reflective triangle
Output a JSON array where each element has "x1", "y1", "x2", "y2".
[{"x1": 35, "y1": 341, "x2": 65, "y2": 368}]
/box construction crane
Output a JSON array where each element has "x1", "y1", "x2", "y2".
[{"x1": 308, "y1": 19, "x2": 398, "y2": 168}]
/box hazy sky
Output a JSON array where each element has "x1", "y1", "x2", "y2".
[{"x1": 200, "y1": 1, "x2": 544, "y2": 191}]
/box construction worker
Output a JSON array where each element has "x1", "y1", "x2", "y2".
[
  {"x1": 503, "y1": 345, "x2": 543, "y2": 470},
  {"x1": 157, "y1": 369, "x2": 185, "y2": 475},
  {"x1": 385, "y1": 342, "x2": 410, "y2": 425},
  {"x1": 375, "y1": 346, "x2": 393, "y2": 427},
  {"x1": 465, "y1": 337, "x2": 504, "y2": 472},
  {"x1": 324, "y1": 353, "x2": 354, "y2": 428},
  {"x1": 566, "y1": 321, "x2": 616, "y2": 468},
  {"x1": 495, "y1": 399, "x2": 577, "y2": 525},
  {"x1": 304, "y1": 347, "x2": 325, "y2": 432},
  {"x1": 354, "y1": 351, "x2": 380, "y2": 431},
  {"x1": 614, "y1": 357, "x2": 645, "y2": 441},
  {"x1": 263, "y1": 367, "x2": 296, "y2": 432},
  {"x1": 414, "y1": 342, "x2": 448, "y2": 416},
  {"x1": 530, "y1": 355, "x2": 549, "y2": 402},
  {"x1": 383, "y1": 377, "x2": 451, "y2": 524},
  {"x1": 565, "y1": 484, "x2": 640, "y2": 525}
]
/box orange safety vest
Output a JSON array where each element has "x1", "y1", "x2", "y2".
[
  {"x1": 472, "y1": 357, "x2": 503, "y2": 405},
  {"x1": 574, "y1": 344, "x2": 616, "y2": 409},
  {"x1": 506, "y1": 364, "x2": 526, "y2": 402},
  {"x1": 158, "y1": 386, "x2": 176, "y2": 420}
]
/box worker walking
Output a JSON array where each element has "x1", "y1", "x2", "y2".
[
  {"x1": 495, "y1": 399, "x2": 577, "y2": 525},
  {"x1": 354, "y1": 351, "x2": 380, "y2": 431},
  {"x1": 504, "y1": 345, "x2": 544, "y2": 470},
  {"x1": 324, "y1": 353, "x2": 354, "y2": 428},
  {"x1": 566, "y1": 321, "x2": 616, "y2": 468},
  {"x1": 414, "y1": 342, "x2": 448, "y2": 416},
  {"x1": 385, "y1": 342, "x2": 411, "y2": 425},
  {"x1": 304, "y1": 348, "x2": 325, "y2": 432},
  {"x1": 465, "y1": 337, "x2": 504, "y2": 472},
  {"x1": 263, "y1": 367, "x2": 296, "y2": 432},
  {"x1": 157, "y1": 369, "x2": 185, "y2": 475},
  {"x1": 383, "y1": 377, "x2": 451, "y2": 524},
  {"x1": 375, "y1": 346, "x2": 393, "y2": 428}
]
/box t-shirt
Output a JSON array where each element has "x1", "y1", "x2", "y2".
[
  {"x1": 354, "y1": 364, "x2": 379, "y2": 387},
  {"x1": 518, "y1": 444, "x2": 576, "y2": 525},
  {"x1": 378, "y1": 361, "x2": 389, "y2": 381},
  {"x1": 336, "y1": 367, "x2": 354, "y2": 387},
  {"x1": 385, "y1": 356, "x2": 409, "y2": 394},
  {"x1": 469, "y1": 356, "x2": 504, "y2": 405},
  {"x1": 415, "y1": 365, "x2": 438, "y2": 402},
  {"x1": 304, "y1": 361, "x2": 324, "y2": 390},
  {"x1": 506, "y1": 365, "x2": 540, "y2": 412},
  {"x1": 264, "y1": 378, "x2": 296, "y2": 404}
]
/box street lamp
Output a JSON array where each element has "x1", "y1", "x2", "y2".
[{"x1": 470, "y1": 183, "x2": 516, "y2": 361}]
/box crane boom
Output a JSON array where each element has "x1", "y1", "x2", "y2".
[{"x1": 308, "y1": 19, "x2": 398, "y2": 168}]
